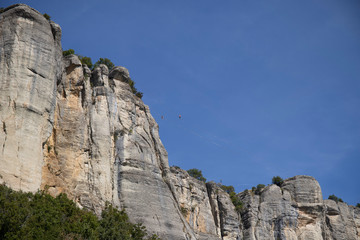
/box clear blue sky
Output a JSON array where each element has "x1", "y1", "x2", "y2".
[{"x1": 3, "y1": 0, "x2": 360, "y2": 205}]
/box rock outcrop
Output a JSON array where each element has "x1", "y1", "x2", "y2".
[
  {"x1": 0, "y1": 4, "x2": 62, "y2": 192},
  {"x1": 0, "y1": 4, "x2": 359, "y2": 240}
]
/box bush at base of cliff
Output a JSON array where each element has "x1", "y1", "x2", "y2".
[{"x1": 0, "y1": 184, "x2": 160, "y2": 240}]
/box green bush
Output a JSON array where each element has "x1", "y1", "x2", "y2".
[
  {"x1": 255, "y1": 184, "x2": 265, "y2": 195},
  {"x1": 94, "y1": 58, "x2": 115, "y2": 70},
  {"x1": 79, "y1": 56, "x2": 93, "y2": 69},
  {"x1": 219, "y1": 184, "x2": 243, "y2": 213},
  {"x1": 187, "y1": 168, "x2": 206, "y2": 182},
  {"x1": 220, "y1": 185, "x2": 235, "y2": 194},
  {"x1": 328, "y1": 194, "x2": 344, "y2": 203},
  {"x1": 272, "y1": 176, "x2": 283, "y2": 187},
  {"x1": 43, "y1": 13, "x2": 51, "y2": 20},
  {"x1": 356, "y1": 203, "x2": 360, "y2": 208},
  {"x1": 63, "y1": 49, "x2": 75, "y2": 56},
  {"x1": 0, "y1": 184, "x2": 159, "y2": 240}
]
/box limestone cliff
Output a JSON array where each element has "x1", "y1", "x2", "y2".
[{"x1": 0, "y1": 4, "x2": 359, "y2": 240}]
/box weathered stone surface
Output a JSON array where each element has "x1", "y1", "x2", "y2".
[
  {"x1": 169, "y1": 167, "x2": 220, "y2": 239},
  {"x1": 324, "y1": 200, "x2": 359, "y2": 240},
  {"x1": 238, "y1": 176, "x2": 326, "y2": 240},
  {"x1": 207, "y1": 182, "x2": 241, "y2": 240},
  {"x1": 109, "y1": 66, "x2": 130, "y2": 81},
  {"x1": 0, "y1": 4, "x2": 62, "y2": 192},
  {"x1": 1, "y1": 4, "x2": 359, "y2": 240}
]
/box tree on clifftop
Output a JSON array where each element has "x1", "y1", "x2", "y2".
[
  {"x1": 187, "y1": 168, "x2": 206, "y2": 182},
  {"x1": 94, "y1": 58, "x2": 115, "y2": 70},
  {"x1": 272, "y1": 176, "x2": 283, "y2": 187}
]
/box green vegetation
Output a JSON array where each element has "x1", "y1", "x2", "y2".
[
  {"x1": 79, "y1": 56, "x2": 93, "y2": 69},
  {"x1": 253, "y1": 184, "x2": 265, "y2": 195},
  {"x1": 187, "y1": 168, "x2": 206, "y2": 182},
  {"x1": 272, "y1": 176, "x2": 284, "y2": 187},
  {"x1": 220, "y1": 184, "x2": 243, "y2": 213},
  {"x1": 63, "y1": 49, "x2": 93, "y2": 69},
  {"x1": 220, "y1": 185, "x2": 235, "y2": 194},
  {"x1": 0, "y1": 184, "x2": 159, "y2": 240},
  {"x1": 94, "y1": 58, "x2": 115, "y2": 70},
  {"x1": 128, "y1": 77, "x2": 143, "y2": 99},
  {"x1": 356, "y1": 203, "x2": 360, "y2": 208},
  {"x1": 328, "y1": 194, "x2": 344, "y2": 203},
  {"x1": 0, "y1": 8, "x2": 4, "y2": 14},
  {"x1": 43, "y1": 13, "x2": 51, "y2": 20},
  {"x1": 62, "y1": 49, "x2": 75, "y2": 56}
]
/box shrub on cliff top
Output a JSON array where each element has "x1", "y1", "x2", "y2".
[
  {"x1": 79, "y1": 56, "x2": 93, "y2": 69},
  {"x1": 62, "y1": 49, "x2": 75, "y2": 56},
  {"x1": 94, "y1": 58, "x2": 115, "y2": 70},
  {"x1": 328, "y1": 194, "x2": 344, "y2": 203},
  {"x1": 187, "y1": 168, "x2": 206, "y2": 182},
  {"x1": 255, "y1": 184, "x2": 265, "y2": 195},
  {"x1": 219, "y1": 184, "x2": 243, "y2": 213},
  {"x1": 220, "y1": 185, "x2": 235, "y2": 194},
  {"x1": 356, "y1": 203, "x2": 360, "y2": 208},
  {"x1": 43, "y1": 13, "x2": 51, "y2": 20},
  {"x1": 272, "y1": 176, "x2": 284, "y2": 187}
]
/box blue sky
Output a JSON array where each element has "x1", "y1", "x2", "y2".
[{"x1": 3, "y1": 0, "x2": 360, "y2": 205}]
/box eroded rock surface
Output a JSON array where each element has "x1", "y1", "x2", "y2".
[
  {"x1": 1, "y1": 4, "x2": 359, "y2": 240},
  {"x1": 0, "y1": 4, "x2": 62, "y2": 192}
]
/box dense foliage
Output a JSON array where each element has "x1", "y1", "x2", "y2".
[
  {"x1": 220, "y1": 184, "x2": 243, "y2": 213},
  {"x1": 356, "y1": 203, "x2": 360, "y2": 208},
  {"x1": 43, "y1": 13, "x2": 51, "y2": 20},
  {"x1": 0, "y1": 184, "x2": 159, "y2": 240},
  {"x1": 272, "y1": 176, "x2": 284, "y2": 187},
  {"x1": 187, "y1": 168, "x2": 206, "y2": 182},
  {"x1": 63, "y1": 49, "x2": 75, "y2": 56},
  {"x1": 253, "y1": 184, "x2": 265, "y2": 195},
  {"x1": 79, "y1": 56, "x2": 93, "y2": 69},
  {"x1": 328, "y1": 194, "x2": 344, "y2": 203},
  {"x1": 94, "y1": 58, "x2": 115, "y2": 70}
]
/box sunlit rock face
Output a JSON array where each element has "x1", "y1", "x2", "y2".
[
  {"x1": 1, "y1": 4, "x2": 359, "y2": 240},
  {"x1": 0, "y1": 4, "x2": 62, "y2": 192},
  {"x1": 41, "y1": 53, "x2": 195, "y2": 239}
]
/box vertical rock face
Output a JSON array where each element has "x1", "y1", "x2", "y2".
[
  {"x1": 324, "y1": 200, "x2": 359, "y2": 240},
  {"x1": 168, "y1": 167, "x2": 220, "y2": 240},
  {"x1": 206, "y1": 182, "x2": 242, "y2": 240},
  {"x1": 0, "y1": 4, "x2": 62, "y2": 192},
  {"x1": 41, "y1": 55, "x2": 196, "y2": 239},
  {"x1": 0, "y1": 4, "x2": 359, "y2": 240}
]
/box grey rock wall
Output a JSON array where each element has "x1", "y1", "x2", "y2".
[
  {"x1": 0, "y1": 4, "x2": 359, "y2": 240},
  {"x1": 0, "y1": 4, "x2": 62, "y2": 192}
]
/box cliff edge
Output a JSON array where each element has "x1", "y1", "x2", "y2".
[{"x1": 0, "y1": 4, "x2": 359, "y2": 240}]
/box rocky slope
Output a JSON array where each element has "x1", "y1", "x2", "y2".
[{"x1": 0, "y1": 4, "x2": 359, "y2": 240}]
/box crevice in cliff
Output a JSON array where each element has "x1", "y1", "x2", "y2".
[
  {"x1": 27, "y1": 67, "x2": 45, "y2": 79},
  {"x1": 2, "y1": 121, "x2": 6, "y2": 135},
  {"x1": 206, "y1": 183, "x2": 220, "y2": 234},
  {"x1": 1, "y1": 121, "x2": 6, "y2": 155}
]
